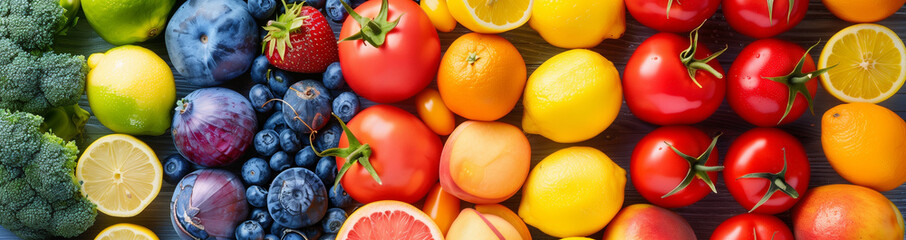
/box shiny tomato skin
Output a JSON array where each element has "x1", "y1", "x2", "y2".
[
  {"x1": 337, "y1": 105, "x2": 442, "y2": 204},
  {"x1": 724, "y1": 128, "x2": 810, "y2": 214},
  {"x1": 631, "y1": 126, "x2": 720, "y2": 208},
  {"x1": 711, "y1": 213, "x2": 794, "y2": 240},
  {"x1": 723, "y1": 0, "x2": 808, "y2": 38},
  {"x1": 338, "y1": 0, "x2": 441, "y2": 103},
  {"x1": 727, "y1": 39, "x2": 817, "y2": 127},
  {"x1": 624, "y1": 32, "x2": 725, "y2": 126},
  {"x1": 626, "y1": 0, "x2": 721, "y2": 33}
]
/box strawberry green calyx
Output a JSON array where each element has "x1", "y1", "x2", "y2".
[
  {"x1": 762, "y1": 41, "x2": 835, "y2": 124},
  {"x1": 680, "y1": 22, "x2": 727, "y2": 88},
  {"x1": 736, "y1": 148, "x2": 799, "y2": 213},
  {"x1": 662, "y1": 133, "x2": 724, "y2": 198},
  {"x1": 263, "y1": 0, "x2": 310, "y2": 58},
  {"x1": 311, "y1": 114, "x2": 382, "y2": 188},
  {"x1": 338, "y1": 0, "x2": 401, "y2": 47}
]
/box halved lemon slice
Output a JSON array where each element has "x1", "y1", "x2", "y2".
[
  {"x1": 819, "y1": 23, "x2": 906, "y2": 103},
  {"x1": 446, "y1": 0, "x2": 532, "y2": 33},
  {"x1": 77, "y1": 134, "x2": 163, "y2": 217},
  {"x1": 95, "y1": 223, "x2": 159, "y2": 240}
]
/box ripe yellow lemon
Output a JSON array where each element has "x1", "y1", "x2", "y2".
[
  {"x1": 446, "y1": 0, "x2": 531, "y2": 33},
  {"x1": 76, "y1": 134, "x2": 163, "y2": 217},
  {"x1": 819, "y1": 23, "x2": 906, "y2": 103},
  {"x1": 95, "y1": 223, "x2": 159, "y2": 240},
  {"x1": 529, "y1": 0, "x2": 625, "y2": 48}
]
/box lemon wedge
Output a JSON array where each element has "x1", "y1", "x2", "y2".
[
  {"x1": 446, "y1": 0, "x2": 532, "y2": 33},
  {"x1": 95, "y1": 223, "x2": 159, "y2": 240},
  {"x1": 819, "y1": 23, "x2": 906, "y2": 103},
  {"x1": 77, "y1": 134, "x2": 163, "y2": 217}
]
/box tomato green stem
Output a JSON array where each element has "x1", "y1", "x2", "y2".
[
  {"x1": 661, "y1": 132, "x2": 724, "y2": 198},
  {"x1": 338, "y1": 0, "x2": 401, "y2": 47},
  {"x1": 765, "y1": 0, "x2": 795, "y2": 24},
  {"x1": 680, "y1": 21, "x2": 727, "y2": 88},
  {"x1": 762, "y1": 41, "x2": 836, "y2": 124},
  {"x1": 736, "y1": 148, "x2": 799, "y2": 213},
  {"x1": 311, "y1": 114, "x2": 383, "y2": 188}
]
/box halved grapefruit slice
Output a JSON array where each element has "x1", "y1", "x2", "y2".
[{"x1": 338, "y1": 200, "x2": 445, "y2": 240}]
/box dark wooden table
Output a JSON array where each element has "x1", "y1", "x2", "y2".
[{"x1": 2, "y1": 0, "x2": 905, "y2": 239}]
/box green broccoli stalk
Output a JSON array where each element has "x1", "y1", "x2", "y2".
[
  {"x1": 0, "y1": 109, "x2": 96, "y2": 240},
  {"x1": 0, "y1": 0, "x2": 80, "y2": 51},
  {"x1": 40, "y1": 104, "x2": 89, "y2": 143},
  {"x1": 0, "y1": 38, "x2": 88, "y2": 116}
]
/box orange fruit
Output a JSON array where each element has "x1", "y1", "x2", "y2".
[
  {"x1": 338, "y1": 200, "x2": 445, "y2": 240},
  {"x1": 438, "y1": 33, "x2": 526, "y2": 121},
  {"x1": 822, "y1": 0, "x2": 905, "y2": 23},
  {"x1": 822, "y1": 103, "x2": 906, "y2": 191}
]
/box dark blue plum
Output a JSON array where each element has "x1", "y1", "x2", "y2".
[
  {"x1": 267, "y1": 168, "x2": 328, "y2": 228},
  {"x1": 319, "y1": 234, "x2": 337, "y2": 240},
  {"x1": 269, "y1": 69, "x2": 295, "y2": 97},
  {"x1": 265, "y1": 234, "x2": 279, "y2": 240},
  {"x1": 251, "y1": 56, "x2": 271, "y2": 84},
  {"x1": 325, "y1": 0, "x2": 348, "y2": 23},
  {"x1": 242, "y1": 157, "x2": 271, "y2": 186},
  {"x1": 251, "y1": 208, "x2": 274, "y2": 229},
  {"x1": 269, "y1": 151, "x2": 292, "y2": 172},
  {"x1": 295, "y1": 146, "x2": 318, "y2": 169},
  {"x1": 315, "y1": 156, "x2": 337, "y2": 187},
  {"x1": 331, "y1": 92, "x2": 359, "y2": 123},
  {"x1": 255, "y1": 130, "x2": 280, "y2": 156},
  {"x1": 247, "y1": 185, "x2": 268, "y2": 208},
  {"x1": 322, "y1": 208, "x2": 347, "y2": 234},
  {"x1": 165, "y1": 0, "x2": 257, "y2": 86},
  {"x1": 250, "y1": 84, "x2": 276, "y2": 113},
  {"x1": 328, "y1": 183, "x2": 355, "y2": 209},
  {"x1": 236, "y1": 220, "x2": 265, "y2": 240},
  {"x1": 315, "y1": 122, "x2": 342, "y2": 151},
  {"x1": 300, "y1": 226, "x2": 322, "y2": 239},
  {"x1": 279, "y1": 129, "x2": 301, "y2": 153},
  {"x1": 163, "y1": 154, "x2": 192, "y2": 185},
  {"x1": 322, "y1": 62, "x2": 344, "y2": 90},
  {"x1": 264, "y1": 111, "x2": 289, "y2": 133},
  {"x1": 283, "y1": 80, "x2": 332, "y2": 134},
  {"x1": 270, "y1": 223, "x2": 287, "y2": 237},
  {"x1": 282, "y1": 231, "x2": 306, "y2": 240},
  {"x1": 248, "y1": 0, "x2": 276, "y2": 20}
]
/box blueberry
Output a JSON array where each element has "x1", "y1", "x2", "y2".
[
  {"x1": 251, "y1": 208, "x2": 274, "y2": 229},
  {"x1": 332, "y1": 92, "x2": 359, "y2": 123},
  {"x1": 255, "y1": 130, "x2": 280, "y2": 156},
  {"x1": 162, "y1": 154, "x2": 192, "y2": 185},
  {"x1": 265, "y1": 234, "x2": 280, "y2": 240},
  {"x1": 316, "y1": 122, "x2": 342, "y2": 151},
  {"x1": 282, "y1": 231, "x2": 306, "y2": 240},
  {"x1": 300, "y1": 226, "x2": 322, "y2": 239},
  {"x1": 251, "y1": 56, "x2": 271, "y2": 84},
  {"x1": 269, "y1": 151, "x2": 292, "y2": 172},
  {"x1": 282, "y1": 80, "x2": 332, "y2": 134},
  {"x1": 235, "y1": 220, "x2": 265, "y2": 240},
  {"x1": 270, "y1": 223, "x2": 287, "y2": 237},
  {"x1": 247, "y1": 185, "x2": 269, "y2": 208},
  {"x1": 322, "y1": 62, "x2": 345, "y2": 89},
  {"x1": 263, "y1": 111, "x2": 289, "y2": 133},
  {"x1": 324, "y1": 0, "x2": 348, "y2": 23},
  {"x1": 295, "y1": 146, "x2": 318, "y2": 169},
  {"x1": 316, "y1": 156, "x2": 337, "y2": 187},
  {"x1": 322, "y1": 208, "x2": 347, "y2": 234},
  {"x1": 268, "y1": 69, "x2": 295, "y2": 97},
  {"x1": 329, "y1": 183, "x2": 356, "y2": 208},
  {"x1": 319, "y1": 234, "x2": 337, "y2": 240},
  {"x1": 250, "y1": 84, "x2": 276, "y2": 113},
  {"x1": 279, "y1": 129, "x2": 301, "y2": 153},
  {"x1": 267, "y1": 168, "x2": 328, "y2": 228},
  {"x1": 248, "y1": 0, "x2": 277, "y2": 20},
  {"x1": 242, "y1": 157, "x2": 272, "y2": 186}
]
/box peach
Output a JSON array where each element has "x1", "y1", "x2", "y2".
[
  {"x1": 439, "y1": 121, "x2": 531, "y2": 204},
  {"x1": 475, "y1": 204, "x2": 532, "y2": 240},
  {"x1": 602, "y1": 204, "x2": 696, "y2": 240},
  {"x1": 446, "y1": 208, "x2": 524, "y2": 240},
  {"x1": 792, "y1": 184, "x2": 904, "y2": 240}
]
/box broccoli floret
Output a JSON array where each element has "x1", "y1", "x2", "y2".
[
  {"x1": 0, "y1": 109, "x2": 96, "y2": 240},
  {"x1": 0, "y1": 38, "x2": 87, "y2": 116},
  {"x1": 0, "y1": 0, "x2": 78, "y2": 51},
  {"x1": 40, "y1": 104, "x2": 89, "y2": 142}
]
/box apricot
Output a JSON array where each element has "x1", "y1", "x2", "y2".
[
  {"x1": 793, "y1": 184, "x2": 904, "y2": 240},
  {"x1": 602, "y1": 204, "x2": 696, "y2": 240},
  {"x1": 446, "y1": 208, "x2": 524, "y2": 240}
]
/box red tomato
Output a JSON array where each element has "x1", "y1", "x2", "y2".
[
  {"x1": 626, "y1": 0, "x2": 720, "y2": 32},
  {"x1": 630, "y1": 126, "x2": 723, "y2": 208},
  {"x1": 724, "y1": 128, "x2": 810, "y2": 214},
  {"x1": 727, "y1": 39, "x2": 827, "y2": 127},
  {"x1": 722, "y1": 0, "x2": 807, "y2": 38},
  {"x1": 711, "y1": 213, "x2": 794, "y2": 240},
  {"x1": 329, "y1": 105, "x2": 442, "y2": 204},
  {"x1": 624, "y1": 29, "x2": 726, "y2": 126},
  {"x1": 338, "y1": 0, "x2": 441, "y2": 103}
]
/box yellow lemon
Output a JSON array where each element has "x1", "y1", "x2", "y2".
[
  {"x1": 77, "y1": 134, "x2": 163, "y2": 217},
  {"x1": 87, "y1": 45, "x2": 175, "y2": 136},
  {"x1": 95, "y1": 223, "x2": 159, "y2": 240},
  {"x1": 529, "y1": 0, "x2": 625, "y2": 48},
  {"x1": 819, "y1": 23, "x2": 906, "y2": 103},
  {"x1": 522, "y1": 49, "x2": 622, "y2": 143},
  {"x1": 518, "y1": 147, "x2": 626, "y2": 238},
  {"x1": 421, "y1": 0, "x2": 457, "y2": 32},
  {"x1": 446, "y1": 0, "x2": 531, "y2": 33}
]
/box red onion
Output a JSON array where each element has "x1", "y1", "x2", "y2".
[
  {"x1": 172, "y1": 87, "x2": 257, "y2": 167},
  {"x1": 171, "y1": 169, "x2": 249, "y2": 239}
]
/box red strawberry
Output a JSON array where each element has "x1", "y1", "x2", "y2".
[{"x1": 263, "y1": 3, "x2": 339, "y2": 73}]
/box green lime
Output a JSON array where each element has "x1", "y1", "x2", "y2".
[{"x1": 81, "y1": 0, "x2": 175, "y2": 45}]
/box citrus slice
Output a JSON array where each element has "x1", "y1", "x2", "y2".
[
  {"x1": 819, "y1": 23, "x2": 906, "y2": 103},
  {"x1": 95, "y1": 223, "x2": 159, "y2": 240},
  {"x1": 446, "y1": 0, "x2": 532, "y2": 33},
  {"x1": 338, "y1": 200, "x2": 445, "y2": 240},
  {"x1": 76, "y1": 134, "x2": 163, "y2": 217}
]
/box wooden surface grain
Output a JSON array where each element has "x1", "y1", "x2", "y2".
[{"x1": 2, "y1": 0, "x2": 906, "y2": 239}]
